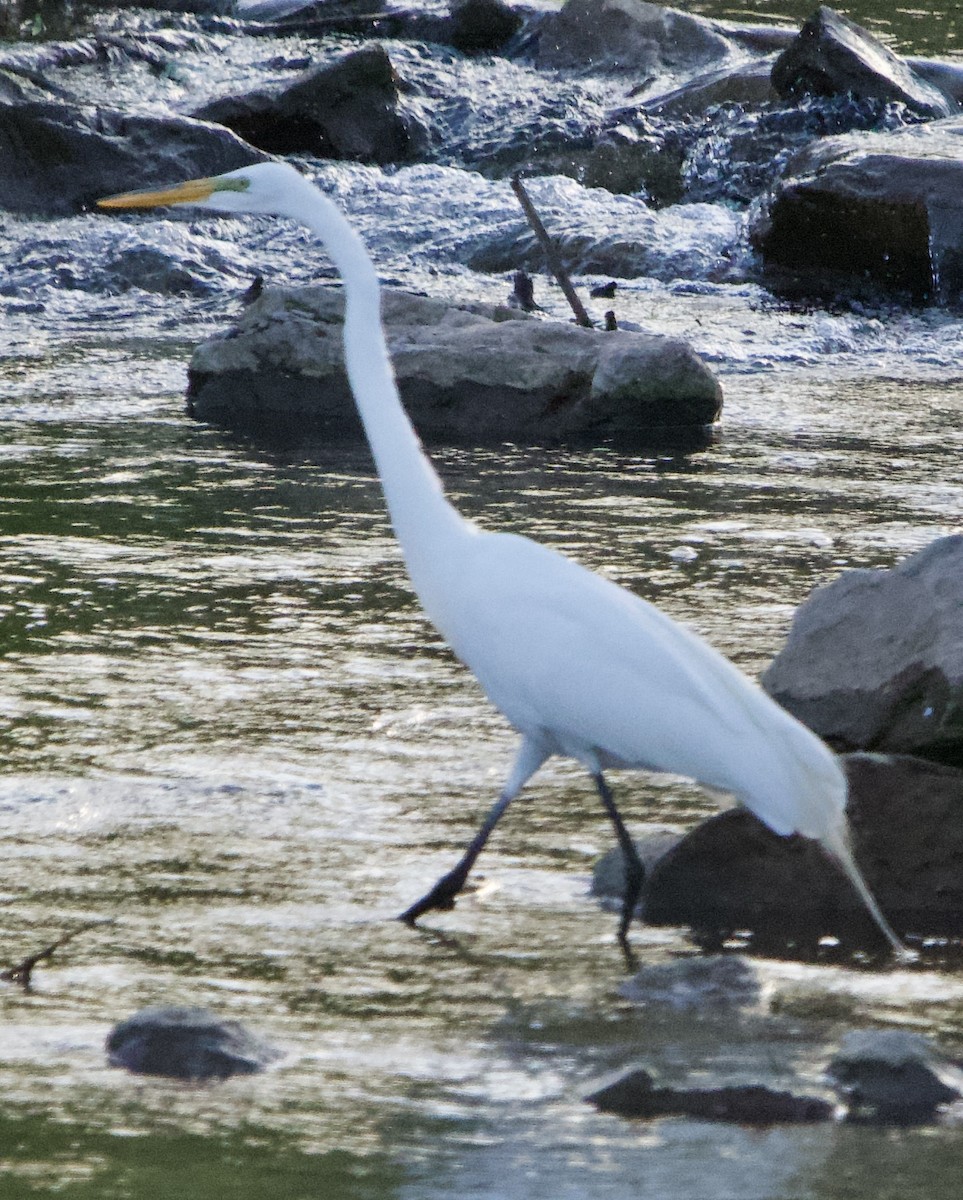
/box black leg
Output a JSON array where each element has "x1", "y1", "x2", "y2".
[
  {"x1": 594, "y1": 772, "x2": 645, "y2": 943},
  {"x1": 399, "y1": 790, "x2": 515, "y2": 926}
]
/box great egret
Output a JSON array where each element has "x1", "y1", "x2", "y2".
[{"x1": 98, "y1": 162, "x2": 907, "y2": 958}]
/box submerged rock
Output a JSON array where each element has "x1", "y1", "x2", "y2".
[
  {"x1": 828, "y1": 1031, "x2": 963, "y2": 1123},
  {"x1": 186, "y1": 284, "x2": 723, "y2": 447},
  {"x1": 192, "y1": 44, "x2": 428, "y2": 164},
  {"x1": 762, "y1": 535, "x2": 963, "y2": 763},
  {"x1": 587, "y1": 1068, "x2": 834, "y2": 1123},
  {"x1": 771, "y1": 6, "x2": 956, "y2": 119},
  {"x1": 639, "y1": 752, "x2": 963, "y2": 949},
  {"x1": 106, "y1": 1005, "x2": 280, "y2": 1080},
  {"x1": 618, "y1": 953, "x2": 762, "y2": 1010},
  {"x1": 752, "y1": 117, "x2": 963, "y2": 302},
  {"x1": 0, "y1": 100, "x2": 267, "y2": 217}
]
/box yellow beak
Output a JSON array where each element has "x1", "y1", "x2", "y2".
[{"x1": 97, "y1": 176, "x2": 218, "y2": 210}]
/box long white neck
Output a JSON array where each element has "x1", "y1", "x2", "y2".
[{"x1": 287, "y1": 184, "x2": 469, "y2": 591}]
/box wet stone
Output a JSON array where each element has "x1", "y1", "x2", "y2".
[
  {"x1": 618, "y1": 954, "x2": 762, "y2": 1011},
  {"x1": 828, "y1": 1030, "x2": 963, "y2": 1123},
  {"x1": 586, "y1": 1068, "x2": 835, "y2": 1124},
  {"x1": 106, "y1": 1005, "x2": 281, "y2": 1080}
]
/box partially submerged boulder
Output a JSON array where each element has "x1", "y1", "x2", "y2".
[
  {"x1": 187, "y1": 285, "x2": 723, "y2": 447},
  {"x1": 752, "y1": 117, "x2": 963, "y2": 302},
  {"x1": 586, "y1": 1068, "x2": 834, "y2": 1123},
  {"x1": 762, "y1": 535, "x2": 963, "y2": 763},
  {"x1": 538, "y1": 0, "x2": 734, "y2": 79},
  {"x1": 640, "y1": 753, "x2": 963, "y2": 948},
  {"x1": 0, "y1": 100, "x2": 267, "y2": 216},
  {"x1": 828, "y1": 1031, "x2": 963, "y2": 1123},
  {"x1": 192, "y1": 45, "x2": 427, "y2": 164},
  {"x1": 771, "y1": 6, "x2": 956, "y2": 119},
  {"x1": 106, "y1": 1005, "x2": 280, "y2": 1080}
]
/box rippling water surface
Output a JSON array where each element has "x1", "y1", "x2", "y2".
[{"x1": 2, "y1": 1, "x2": 963, "y2": 1195}]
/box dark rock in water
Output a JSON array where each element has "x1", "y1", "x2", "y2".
[
  {"x1": 449, "y1": 0, "x2": 523, "y2": 55},
  {"x1": 186, "y1": 284, "x2": 722, "y2": 448},
  {"x1": 0, "y1": 101, "x2": 268, "y2": 217},
  {"x1": 591, "y1": 823, "x2": 682, "y2": 909},
  {"x1": 752, "y1": 117, "x2": 963, "y2": 302},
  {"x1": 771, "y1": 6, "x2": 955, "y2": 120},
  {"x1": 762, "y1": 536, "x2": 963, "y2": 764},
  {"x1": 106, "y1": 1005, "x2": 280, "y2": 1080},
  {"x1": 619, "y1": 954, "x2": 762, "y2": 1010},
  {"x1": 642, "y1": 57, "x2": 777, "y2": 119},
  {"x1": 192, "y1": 45, "x2": 428, "y2": 164},
  {"x1": 538, "y1": 0, "x2": 734, "y2": 78},
  {"x1": 586, "y1": 1068, "x2": 834, "y2": 1123},
  {"x1": 641, "y1": 752, "x2": 963, "y2": 949},
  {"x1": 828, "y1": 1031, "x2": 963, "y2": 1123}
]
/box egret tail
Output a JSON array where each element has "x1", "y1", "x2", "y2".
[{"x1": 821, "y1": 826, "x2": 914, "y2": 962}]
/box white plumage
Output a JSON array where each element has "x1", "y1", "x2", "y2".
[{"x1": 98, "y1": 162, "x2": 906, "y2": 957}]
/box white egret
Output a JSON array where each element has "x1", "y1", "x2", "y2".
[{"x1": 98, "y1": 162, "x2": 907, "y2": 957}]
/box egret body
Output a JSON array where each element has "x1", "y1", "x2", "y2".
[{"x1": 98, "y1": 163, "x2": 906, "y2": 957}]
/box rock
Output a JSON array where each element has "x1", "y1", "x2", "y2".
[
  {"x1": 186, "y1": 285, "x2": 723, "y2": 447},
  {"x1": 771, "y1": 7, "x2": 956, "y2": 120},
  {"x1": 448, "y1": 0, "x2": 523, "y2": 55},
  {"x1": 538, "y1": 0, "x2": 734, "y2": 78},
  {"x1": 752, "y1": 117, "x2": 963, "y2": 302},
  {"x1": 586, "y1": 1068, "x2": 834, "y2": 1123},
  {"x1": 0, "y1": 100, "x2": 268, "y2": 217},
  {"x1": 828, "y1": 1031, "x2": 963, "y2": 1122},
  {"x1": 106, "y1": 1005, "x2": 280, "y2": 1080},
  {"x1": 641, "y1": 752, "x2": 963, "y2": 949},
  {"x1": 642, "y1": 57, "x2": 778, "y2": 119},
  {"x1": 192, "y1": 45, "x2": 427, "y2": 164},
  {"x1": 591, "y1": 823, "x2": 683, "y2": 907},
  {"x1": 762, "y1": 536, "x2": 963, "y2": 763},
  {"x1": 618, "y1": 953, "x2": 762, "y2": 1010}
]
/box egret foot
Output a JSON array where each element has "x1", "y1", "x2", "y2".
[{"x1": 399, "y1": 869, "x2": 467, "y2": 925}]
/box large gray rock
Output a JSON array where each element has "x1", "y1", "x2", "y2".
[
  {"x1": 538, "y1": 0, "x2": 734, "y2": 78},
  {"x1": 762, "y1": 536, "x2": 963, "y2": 763},
  {"x1": 192, "y1": 45, "x2": 427, "y2": 164},
  {"x1": 187, "y1": 285, "x2": 723, "y2": 447},
  {"x1": 640, "y1": 753, "x2": 963, "y2": 949},
  {"x1": 0, "y1": 100, "x2": 267, "y2": 217},
  {"x1": 771, "y1": 6, "x2": 956, "y2": 120},
  {"x1": 752, "y1": 117, "x2": 963, "y2": 302}
]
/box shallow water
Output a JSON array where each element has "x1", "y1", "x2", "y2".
[{"x1": 2, "y1": 1, "x2": 963, "y2": 1195}]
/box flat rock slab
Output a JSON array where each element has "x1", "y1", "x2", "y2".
[
  {"x1": 762, "y1": 535, "x2": 963, "y2": 763},
  {"x1": 586, "y1": 1068, "x2": 834, "y2": 1123},
  {"x1": 187, "y1": 285, "x2": 722, "y2": 447},
  {"x1": 752, "y1": 118, "x2": 963, "y2": 301},
  {"x1": 639, "y1": 752, "x2": 963, "y2": 949},
  {"x1": 106, "y1": 1005, "x2": 281, "y2": 1080}
]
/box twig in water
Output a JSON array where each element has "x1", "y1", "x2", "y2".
[
  {"x1": 2, "y1": 920, "x2": 113, "y2": 989},
  {"x1": 510, "y1": 175, "x2": 593, "y2": 328}
]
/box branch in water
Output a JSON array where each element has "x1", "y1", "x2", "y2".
[{"x1": 510, "y1": 174, "x2": 593, "y2": 329}]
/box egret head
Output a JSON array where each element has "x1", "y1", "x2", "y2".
[{"x1": 97, "y1": 161, "x2": 310, "y2": 217}]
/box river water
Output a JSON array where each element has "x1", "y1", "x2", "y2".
[{"x1": 1, "y1": 2, "x2": 963, "y2": 1197}]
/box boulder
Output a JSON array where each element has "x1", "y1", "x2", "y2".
[
  {"x1": 771, "y1": 6, "x2": 956, "y2": 120},
  {"x1": 762, "y1": 536, "x2": 963, "y2": 763},
  {"x1": 186, "y1": 284, "x2": 723, "y2": 447},
  {"x1": 0, "y1": 100, "x2": 267, "y2": 217},
  {"x1": 618, "y1": 953, "x2": 762, "y2": 1010},
  {"x1": 192, "y1": 45, "x2": 427, "y2": 164},
  {"x1": 752, "y1": 117, "x2": 963, "y2": 301},
  {"x1": 448, "y1": 0, "x2": 523, "y2": 55},
  {"x1": 639, "y1": 753, "x2": 963, "y2": 949},
  {"x1": 538, "y1": 0, "x2": 734, "y2": 78},
  {"x1": 586, "y1": 1068, "x2": 834, "y2": 1123},
  {"x1": 828, "y1": 1031, "x2": 963, "y2": 1123},
  {"x1": 106, "y1": 1005, "x2": 281, "y2": 1080}
]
